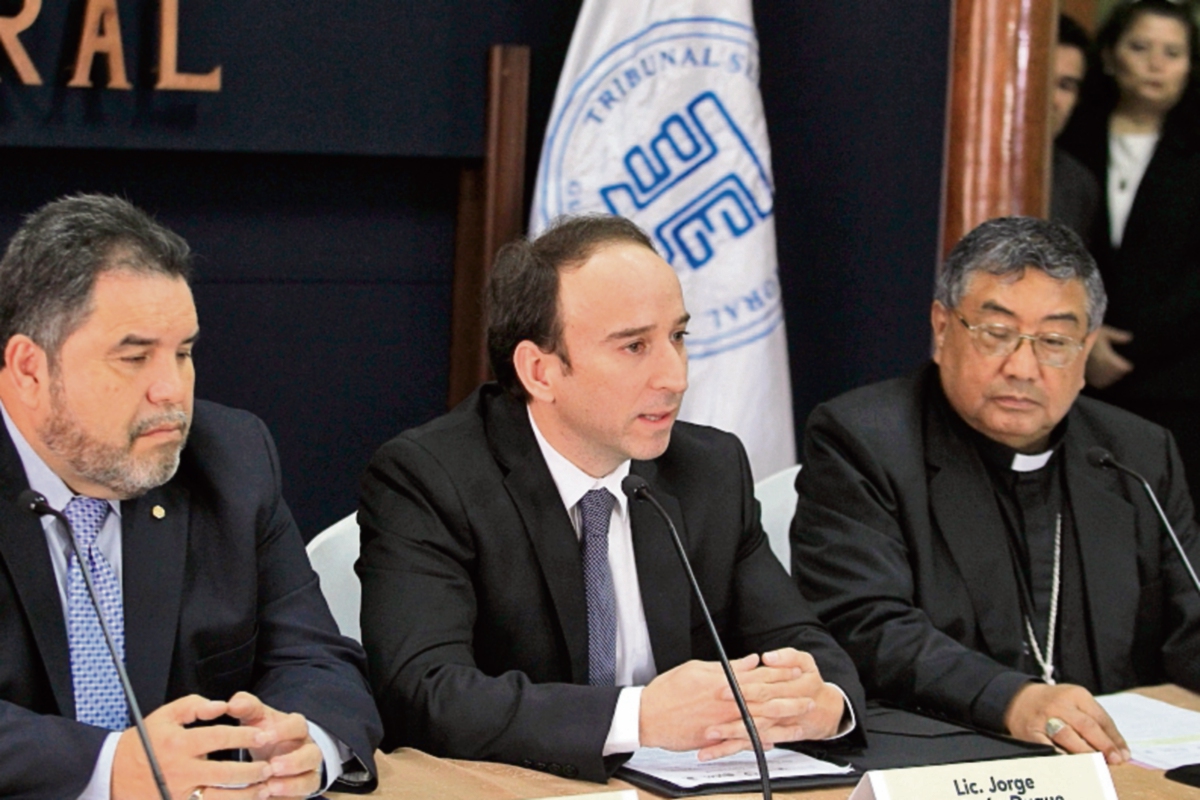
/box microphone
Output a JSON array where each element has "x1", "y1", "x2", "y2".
[
  {"x1": 18, "y1": 490, "x2": 172, "y2": 800},
  {"x1": 621, "y1": 475, "x2": 773, "y2": 800},
  {"x1": 1084, "y1": 447, "x2": 1115, "y2": 470},
  {"x1": 1086, "y1": 447, "x2": 1200, "y2": 597}
]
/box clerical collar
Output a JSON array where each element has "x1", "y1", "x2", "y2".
[
  {"x1": 931, "y1": 373, "x2": 1068, "y2": 474},
  {"x1": 972, "y1": 416, "x2": 1067, "y2": 474},
  {"x1": 1011, "y1": 450, "x2": 1053, "y2": 472}
]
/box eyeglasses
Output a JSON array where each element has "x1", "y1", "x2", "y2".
[{"x1": 956, "y1": 314, "x2": 1085, "y2": 368}]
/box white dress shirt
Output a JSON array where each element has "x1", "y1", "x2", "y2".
[
  {"x1": 529, "y1": 411, "x2": 855, "y2": 755},
  {"x1": 529, "y1": 410, "x2": 654, "y2": 754},
  {"x1": 0, "y1": 401, "x2": 346, "y2": 799},
  {"x1": 1108, "y1": 131, "x2": 1159, "y2": 248}
]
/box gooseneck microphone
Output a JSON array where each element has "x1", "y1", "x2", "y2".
[
  {"x1": 621, "y1": 475, "x2": 773, "y2": 800},
  {"x1": 1086, "y1": 447, "x2": 1200, "y2": 597},
  {"x1": 18, "y1": 490, "x2": 172, "y2": 800}
]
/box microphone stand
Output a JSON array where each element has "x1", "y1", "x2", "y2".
[
  {"x1": 622, "y1": 475, "x2": 773, "y2": 799},
  {"x1": 19, "y1": 490, "x2": 173, "y2": 800},
  {"x1": 1087, "y1": 448, "x2": 1200, "y2": 595},
  {"x1": 1086, "y1": 448, "x2": 1200, "y2": 788}
]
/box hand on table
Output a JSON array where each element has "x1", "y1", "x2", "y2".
[
  {"x1": 699, "y1": 648, "x2": 846, "y2": 760},
  {"x1": 639, "y1": 648, "x2": 847, "y2": 762},
  {"x1": 226, "y1": 692, "x2": 323, "y2": 799},
  {"x1": 111, "y1": 694, "x2": 272, "y2": 800},
  {"x1": 639, "y1": 654, "x2": 761, "y2": 755},
  {"x1": 1004, "y1": 682, "x2": 1131, "y2": 764}
]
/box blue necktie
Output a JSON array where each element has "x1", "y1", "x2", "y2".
[
  {"x1": 579, "y1": 488, "x2": 617, "y2": 686},
  {"x1": 65, "y1": 496, "x2": 128, "y2": 730}
]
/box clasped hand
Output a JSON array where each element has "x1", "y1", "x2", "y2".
[
  {"x1": 639, "y1": 647, "x2": 845, "y2": 761},
  {"x1": 112, "y1": 691, "x2": 322, "y2": 800}
]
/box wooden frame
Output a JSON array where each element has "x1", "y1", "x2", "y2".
[
  {"x1": 940, "y1": 0, "x2": 1056, "y2": 257},
  {"x1": 447, "y1": 44, "x2": 531, "y2": 408}
]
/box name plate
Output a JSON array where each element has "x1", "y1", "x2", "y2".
[{"x1": 848, "y1": 753, "x2": 1117, "y2": 800}]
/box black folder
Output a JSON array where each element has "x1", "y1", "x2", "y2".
[{"x1": 616, "y1": 704, "x2": 1057, "y2": 797}]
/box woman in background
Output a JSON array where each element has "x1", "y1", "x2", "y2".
[{"x1": 1060, "y1": 0, "x2": 1200, "y2": 497}]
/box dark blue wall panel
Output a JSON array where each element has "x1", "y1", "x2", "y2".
[
  {"x1": 0, "y1": 0, "x2": 573, "y2": 156},
  {"x1": 0, "y1": 0, "x2": 950, "y2": 537},
  {"x1": 0, "y1": 149, "x2": 458, "y2": 535},
  {"x1": 190, "y1": 281, "x2": 452, "y2": 533},
  {"x1": 756, "y1": 2, "x2": 949, "y2": 427}
]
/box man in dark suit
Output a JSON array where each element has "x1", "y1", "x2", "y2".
[
  {"x1": 1050, "y1": 14, "x2": 1099, "y2": 246},
  {"x1": 792, "y1": 216, "x2": 1200, "y2": 766},
  {"x1": 0, "y1": 195, "x2": 381, "y2": 799},
  {"x1": 358, "y1": 215, "x2": 865, "y2": 783}
]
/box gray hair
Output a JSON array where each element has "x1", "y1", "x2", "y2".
[
  {"x1": 0, "y1": 194, "x2": 192, "y2": 366},
  {"x1": 935, "y1": 216, "x2": 1107, "y2": 331}
]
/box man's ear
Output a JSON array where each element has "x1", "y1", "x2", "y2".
[
  {"x1": 512, "y1": 340, "x2": 559, "y2": 404},
  {"x1": 931, "y1": 300, "x2": 950, "y2": 364},
  {"x1": 2, "y1": 335, "x2": 49, "y2": 409}
]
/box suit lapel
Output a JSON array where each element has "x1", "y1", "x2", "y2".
[
  {"x1": 925, "y1": 400, "x2": 1026, "y2": 664},
  {"x1": 121, "y1": 482, "x2": 189, "y2": 711},
  {"x1": 488, "y1": 391, "x2": 591, "y2": 684},
  {"x1": 0, "y1": 425, "x2": 74, "y2": 716},
  {"x1": 628, "y1": 461, "x2": 690, "y2": 672},
  {"x1": 1062, "y1": 431, "x2": 1137, "y2": 689}
]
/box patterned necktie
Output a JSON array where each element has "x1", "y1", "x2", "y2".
[
  {"x1": 65, "y1": 496, "x2": 128, "y2": 730},
  {"x1": 579, "y1": 488, "x2": 617, "y2": 686}
]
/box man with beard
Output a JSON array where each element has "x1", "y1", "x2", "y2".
[
  {"x1": 358, "y1": 215, "x2": 864, "y2": 783},
  {"x1": 0, "y1": 195, "x2": 381, "y2": 799}
]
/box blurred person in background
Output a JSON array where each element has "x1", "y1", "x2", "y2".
[
  {"x1": 1051, "y1": 14, "x2": 1101, "y2": 246},
  {"x1": 1060, "y1": 0, "x2": 1200, "y2": 499}
]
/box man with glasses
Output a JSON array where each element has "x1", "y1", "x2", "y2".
[{"x1": 791, "y1": 216, "x2": 1200, "y2": 763}]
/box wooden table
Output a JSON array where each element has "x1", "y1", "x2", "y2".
[{"x1": 332, "y1": 685, "x2": 1200, "y2": 799}]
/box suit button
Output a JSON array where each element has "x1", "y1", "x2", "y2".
[
  {"x1": 564, "y1": 765, "x2": 578, "y2": 778},
  {"x1": 521, "y1": 759, "x2": 533, "y2": 768},
  {"x1": 535, "y1": 761, "x2": 548, "y2": 772},
  {"x1": 548, "y1": 763, "x2": 563, "y2": 776}
]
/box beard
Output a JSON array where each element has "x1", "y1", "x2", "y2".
[{"x1": 40, "y1": 376, "x2": 190, "y2": 499}]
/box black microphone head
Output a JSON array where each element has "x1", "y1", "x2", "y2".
[
  {"x1": 1087, "y1": 447, "x2": 1116, "y2": 469},
  {"x1": 621, "y1": 474, "x2": 650, "y2": 500},
  {"x1": 16, "y1": 489, "x2": 50, "y2": 515}
]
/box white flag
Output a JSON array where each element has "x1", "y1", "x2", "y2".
[{"x1": 530, "y1": 0, "x2": 796, "y2": 479}]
